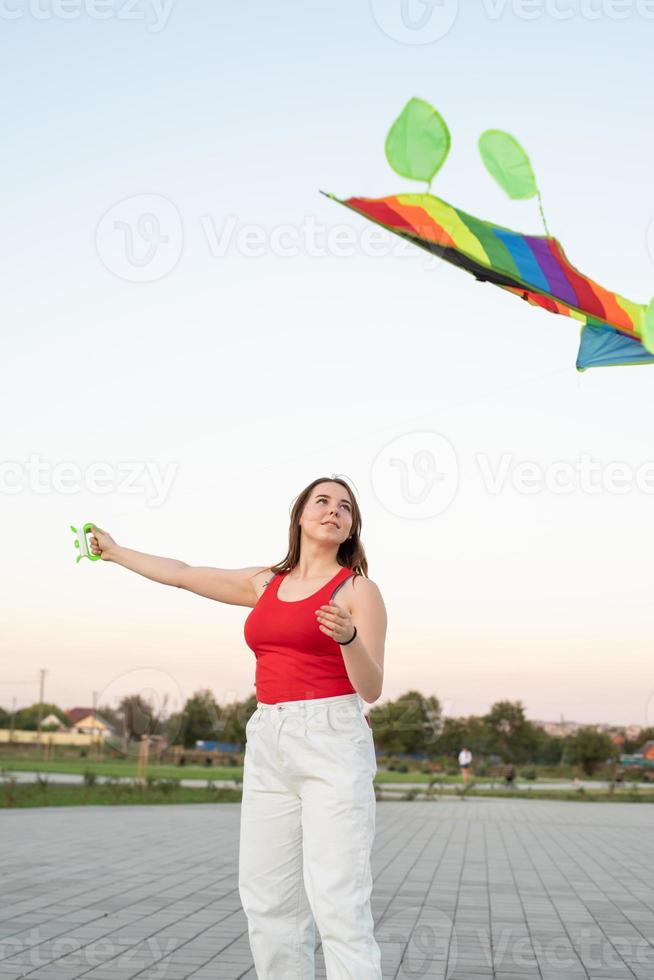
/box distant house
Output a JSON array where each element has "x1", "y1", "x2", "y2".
[
  {"x1": 65, "y1": 708, "x2": 114, "y2": 738},
  {"x1": 40, "y1": 713, "x2": 68, "y2": 731},
  {"x1": 639, "y1": 740, "x2": 654, "y2": 760}
]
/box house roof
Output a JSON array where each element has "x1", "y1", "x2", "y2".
[
  {"x1": 66, "y1": 708, "x2": 112, "y2": 728},
  {"x1": 66, "y1": 708, "x2": 98, "y2": 723}
]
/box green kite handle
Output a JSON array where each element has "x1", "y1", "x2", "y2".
[{"x1": 70, "y1": 522, "x2": 102, "y2": 563}]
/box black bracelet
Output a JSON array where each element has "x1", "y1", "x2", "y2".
[{"x1": 340, "y1": 625, "x2": 357, "y2": 645}]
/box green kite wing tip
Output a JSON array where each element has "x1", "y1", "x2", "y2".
[
  {"x1": 385, "y1": 97, "x2": 451, "y2": 185},
  {"x1": 478, "y1": 129, "x2": 538, "y2": 201},
  {"x1": 644, "y1": 299, "x2": 654, "y2": 354}
]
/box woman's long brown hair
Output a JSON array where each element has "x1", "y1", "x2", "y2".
[{"x1": 268, "y1": 475, "x2": 368, "y2": 579}]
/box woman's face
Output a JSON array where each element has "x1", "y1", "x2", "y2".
[{"x1": 300, "y1": 481, "x2": 354, "y2": 545}]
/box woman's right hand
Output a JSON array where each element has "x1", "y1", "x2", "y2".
[{"x1": 89, "y1": 525, "x2": 117, "y2": 561}]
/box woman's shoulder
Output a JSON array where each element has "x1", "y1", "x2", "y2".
[
  {"x1": 338, "y1": 570, "x2": 384, "y2": 607},
  {"x1": 249, "y1": 567, "x2": 279, "y2": 604}
]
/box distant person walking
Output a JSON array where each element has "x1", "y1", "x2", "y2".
[
  {"x1": 88, "y1": 475, "x2": 387, "y2": 980},
  {"x1": 458, "y1": 746, "x2": 473, "y2": 786}
]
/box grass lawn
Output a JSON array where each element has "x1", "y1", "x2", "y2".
[
  {"x1": 0, "y1": 757, "x2": 244, "y2": 782},
  {"x1": 0, "y1": 782, "x2": 242, "y2": 807},
  {"x1": 447, "y1": 787, "x2": 654, "y2": 803},
  {"x1": 2, "y1": 780, "x2": 653, "y2": 808},
  {"x1": 0, "y1": 756, "x2": 631, "y2": 785}
]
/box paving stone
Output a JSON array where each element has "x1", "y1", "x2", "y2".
[{"x1": 1, "y1": 799, "x2": 653, "y2": 978}]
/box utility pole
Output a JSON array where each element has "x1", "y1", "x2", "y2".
[
  {"x1": 92, "y1": 690, "x2": 99, "y2": 759},
  {"x1": 36, "y1": 669, "x2": 47, "y2": 748},
  {"x1": 9, "y1": 697, "x2": 16, "y2": 745}
]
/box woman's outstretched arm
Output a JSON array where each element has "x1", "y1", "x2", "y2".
[{"x1": 89, "y1": 525, "x2": 267, "y2": 606}]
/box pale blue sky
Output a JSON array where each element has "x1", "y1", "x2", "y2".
[{"x1": 2, "y1": 1, "x2": 653, "y2": 727}]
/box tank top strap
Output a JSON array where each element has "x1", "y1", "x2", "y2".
[
  {"x1": 264, "y1": 571, "x2": 283, "y2": 599},
  {"x1": 328, "y1": 565, "x2": 356, "y2": 600}
]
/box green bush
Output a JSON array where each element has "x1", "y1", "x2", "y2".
[
  {"x1": 155, "y1": 778, "x2": 180, "y2": 795},
  {"x1": 0, "y1": 775, "x2": 19, "y2": 807},
  {"x1": 82, "y1": 769, "x2": 97, "y2": 788}
]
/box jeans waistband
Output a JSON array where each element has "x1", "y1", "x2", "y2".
[{"x1": 256, "y1": 693, "x2": 362, "y2": 712}]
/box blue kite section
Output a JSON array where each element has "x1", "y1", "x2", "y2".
[{"x1": 577, "y1": 321, "x2": 654, "y2": 370}]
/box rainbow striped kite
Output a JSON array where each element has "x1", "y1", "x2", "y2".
[{"x1": 325, "y1": 99, "x2": 654, "y2": 371}]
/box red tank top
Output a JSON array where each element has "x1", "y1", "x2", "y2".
[{"x1": 243, "y1": 565, "x2": 357, "y2": 703}]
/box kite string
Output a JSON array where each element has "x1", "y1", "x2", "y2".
[{"x1": 537, "y1": 190, "x2": 551, "y2": 237}]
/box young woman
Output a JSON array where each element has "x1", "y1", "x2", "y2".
[
  {"x1": 89, "y1": 475, "x2": 387, "y2": 979},
  {"x1": 458, "y1": 746, "x2": 473, "y2": 786}
]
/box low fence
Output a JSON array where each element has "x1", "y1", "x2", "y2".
[{"x1": 0, "y1": 729, "x2": 101, "y2": 747}]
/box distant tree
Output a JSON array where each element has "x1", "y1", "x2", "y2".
[
  {"x1": 118, "y1": 693, "x2": 161, "y2": 740},
  {"x1": 532, "y1": 733, "x2": 565, "y2": 766},
  {"x1": 564, "y1": 727, "x2": 619, "y2": 775},
  {"x1": 435, "y1": 715, "x2": 489, "y2": 759},
  {"x1": 165, "y1": 711, "x2": 185, "y2": 746},
  {"x1": 369, "y1": 690, "x2": 442, "y2": 755},
  {"x1": 220, "y1": 694, "x2": 258, "y2": 746},
  {"x1": 178, "y1": 689, "x2": 221, "y2": 749},
  {"x1": 0, "y1": 707, "x2": 9, "y2": 728},
  {"x1": 435, "y1": 716, "x2": 468, "y2": 756},
  {"x1": 96, "y1": 703, "x2": 123, "y2": 732},
  {"x1": 482, "y1": 700, "x2": 542, "y2": 764},
  {"x1": 13, "y1": 703, "x2": 69, "y2": 731}
]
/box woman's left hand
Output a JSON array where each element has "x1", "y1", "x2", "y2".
[{"x1": 315, "y1": 602, "x2": 355, "y2": 644}]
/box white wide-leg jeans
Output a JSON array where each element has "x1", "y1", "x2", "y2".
[{"x1": 238, "y1": 692, "x2": 382, "y2": 979}]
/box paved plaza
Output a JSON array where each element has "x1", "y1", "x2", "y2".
[{"x1": 0, "y1": 798, "x2": 653, "y2": 980}]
